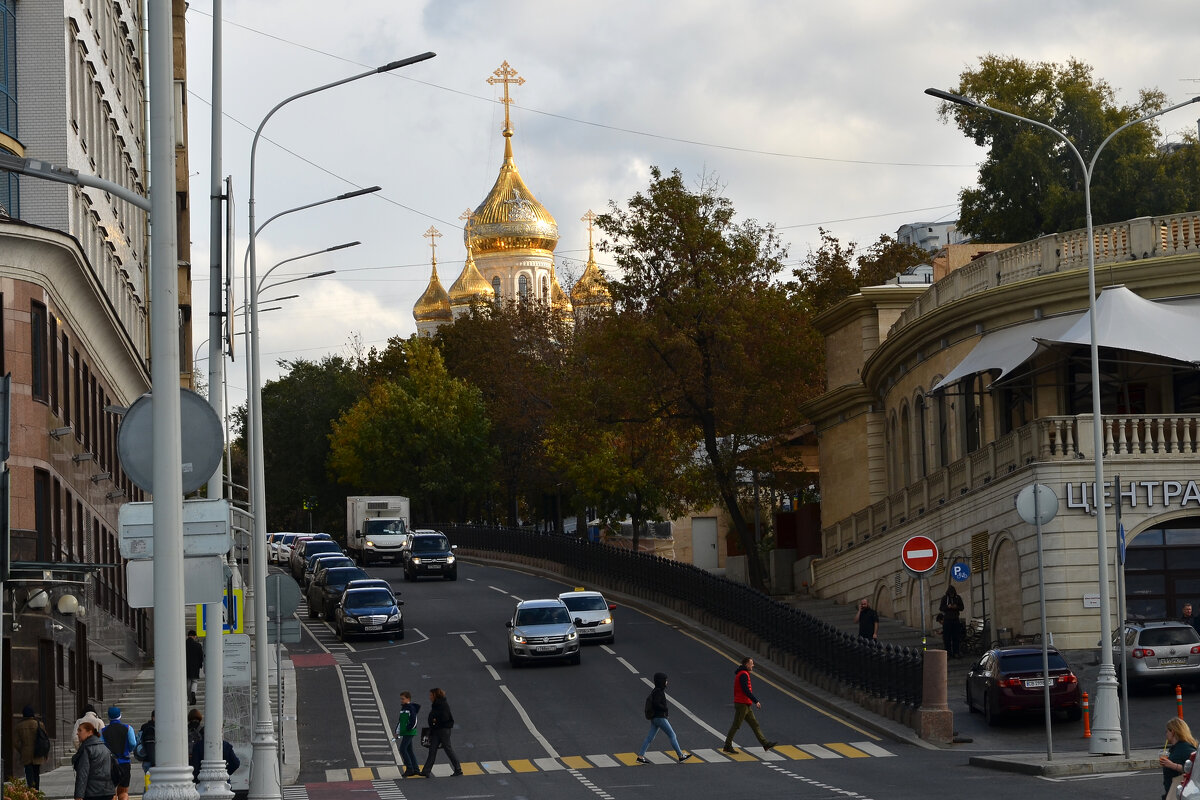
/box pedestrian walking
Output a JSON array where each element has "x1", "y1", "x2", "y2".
[
  {"x1": 137, "y1": 710, "x2": 156, "y2": 793},
  {"x1": 189, "y1": 725, "x2": 241, "y2": 782},
  {"x1": 186, "y1": 629, "x2": 204, "y2": 705},
  {"x1": 14, "y1": 705, "x2": 48, "y2": 790},
  {"x1": 722, "y1": 657, "x2": 777, "y2": 754},
  {"x1": 938, "y1": 585, "x2": 965, "y2": 657},
  {"x1": 187, "y1": 708, "x2": 204, "y2": 756},
  {"x1": 102, "y1": 706, "x2": 137, "y2": 800},
  {"x1": 72, "y1": 719, "x2": 115, "y2": 800},
  {"x1": 635, "y1": 673, "x2": 693, "y2": 763},
  {"x1": 393, "y1": 691, "x2": 421, "y2": 777},
  {"x1": 418, "y1": 688, "x2": 462, "y2": 777},
  {"x1": 1182, "y1": 604, "x2": 1200, "y2": 637},
  {"x1": 73, "y1": 704, "x2": 104, "y2": 751},
  {"x1": 1161, "y1": 717, "x2": 1198, "y2": 800},
  {"x1": 854, "y1": 598, "x2": 879, "y2": 640}
]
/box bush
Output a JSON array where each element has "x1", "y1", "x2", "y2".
[{"x1": 3, "y1": 779, "x2": 46, "y2": 800}]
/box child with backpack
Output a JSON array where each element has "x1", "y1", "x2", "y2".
[{"x1": 394, "y1": 691, "x2": 421, "y2": 777}]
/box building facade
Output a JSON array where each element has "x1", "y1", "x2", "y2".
[
  {"x1": 803, "y1": 212, "x2": 1200, "y2": 650},
  {"x1": 0, "y1": 0, "x2": 192, "y2": 768}
]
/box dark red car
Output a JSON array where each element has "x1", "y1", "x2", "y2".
[{"x1": 965, "y1": 645, "x2": 1082, "y2": 725}]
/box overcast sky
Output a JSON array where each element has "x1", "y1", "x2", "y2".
[{"x1": 182, "y1": 0, "x2": 1200, "y2": 413}]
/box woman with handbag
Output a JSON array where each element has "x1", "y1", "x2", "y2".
[
  {"x1": 417, "y1": 688, "x2": 462, "y2": 777},
  {"x1": 1161, "y1": 717, "x2": 1197, "y2": 800}
]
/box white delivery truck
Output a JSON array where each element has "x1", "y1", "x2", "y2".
[{"x1": 346, "y1": 496, "x2": 411, "y2": 566}]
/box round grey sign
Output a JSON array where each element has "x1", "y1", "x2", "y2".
[
  {"x1": 117, "y1": 388, "x2": 224, "y2": 495},
  {"x1": 1015, "y1": 483, "x2": 1059, "y2": 526},
  {"x1": 265, "y1": 573, "x2": 301, "y2": 620}
]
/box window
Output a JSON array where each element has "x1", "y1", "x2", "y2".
[
  {"x1": 491, "y1": 276, "x2": 501, "y2": 298},
  {"x1": 518, "y1": 275, "x2": 529, "y2": 299},
  {"x1": 915, "y1": 393, "x2": 928, "y2": 478},
  {"x1": 31, "y1": 301, "x2": 48, "y2": 402},
  {"x1": 49, "y1": 315, "x2": 59, "y2": 413},
  {"x1": 34, "y1": 468, "x2": 50, "y2": 561},
  {"x1": 62, "y1": 335, "x2": 70, "y2": 425}
]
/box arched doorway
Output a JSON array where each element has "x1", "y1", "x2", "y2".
[{"x1": 1125, "y1": 516, "x2": 1200, "y2": 621}]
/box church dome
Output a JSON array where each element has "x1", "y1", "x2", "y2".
[
  {"x1": 448, "y1": 244, "x2": 496, "y2": 308},
  {"x1": 469, "y1": 132, "x2": 558, "y2": 255},
  {"x1": 549, "y1": 264, "x2": 572, "y2": 316},
  {"x1": 571, "y1": 211, "x2": 612, "y2": 308},
  {"x1": 413, "y1": 260, "x2": 452, "y2": 323}
]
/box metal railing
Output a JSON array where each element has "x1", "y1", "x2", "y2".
[{"x1": 441, "y1": 524, "x2": 924, "y2": 708}]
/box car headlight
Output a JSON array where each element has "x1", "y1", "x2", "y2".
[
  {"x1": 445, "y1": 555, "x2": 455, "y2": 564},
  {"x1": 366, "y1": 540, "x2": 376, "y2": 548},
  {"x1": 511, "y1": 633, "x2": 527, "y2": 645},
  {"x1": 602, "y1": 617, "x2": 612, "y2": 625},
  {"x1": 411, "y1": 557, "x2": 423, "y2": 565},
  {"x1": 567, "y1": 630, "x2": 578, "y2": 641},
  {"x1": 388, "y1": 611, "x2": 402, "y2": 623}
]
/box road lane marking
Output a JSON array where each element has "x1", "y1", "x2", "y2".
[
  {"x1": 850, "y1": 741, "x2": 895, "y2": 757},
  {"x1": 798, "y1": 743, "x2": 841, "y2": 758},
  {"x1": 561, "y1": 756, "x2": 591, "y2": 769},
  {"x1": 460, "y1": 634, "x2": 475, "y2": 647},
  {"x1": 636, "y1": 674, "x2": 730, "y2": 745},
  {"x1": 826, "y1": 742, "x2": 870, "y2": 758},
  {"x1": 471, "y1": 648, "x2": 487, "y2": 663},
  {"x1": 615, "y1": 657, "x2": 639, "y2": 674},
  {"x1": 774, "y1": 744, "x2": 814, "y2": 759},
  {"x1": 508, "y1": 759, "x2": 537, "y2": 772},
  {"x1": 485, "y1": 665, "x2": 501, "y2": 680},
  {"x1": 534, "y1": 757, "x2": 563, "y2": 771},
  {"x1": 498, "y1": 684, "x2": 560, "y2": 758},
  {"x1": 587, "y1": 754, "x2": 619, "y2": 767}
]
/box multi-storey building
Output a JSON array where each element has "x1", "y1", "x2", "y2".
[
  {"x1": 803, "y1": 212, "x2": 1200, "y2": 650},
  {"x1": 0, "y1": 0, "x2": 193, "y2": 766}
]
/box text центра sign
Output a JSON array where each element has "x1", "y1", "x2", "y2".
[{"x1": 1065, "y1": 479, "x2": 1200, "y2": 514}]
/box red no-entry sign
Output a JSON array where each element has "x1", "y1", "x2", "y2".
[{"x1": 901, "y1": 535, "x2": 939, "y2": 574}]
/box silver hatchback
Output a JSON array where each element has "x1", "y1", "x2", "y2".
[{"x1": 1114, "y1": 622, "x2": 1200, "y2": 688}]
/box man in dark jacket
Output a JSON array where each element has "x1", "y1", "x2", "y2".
[
  {"x1": 939, "y1": 586, "x2": 966, "y2": 657},
  {"x1": 189, "y1": 726, "x2": 241, "y2": 782},
  {"x1": 418, "y1": 688, "x2": 462, "y2": 777},
  {"x1": 186, "y1": 629, "x2": 204, "y2": 705},
  {"x1": 72, "y1": 720, "x2": 115, "y2": 800},
  {"x1": 14, "y1": 705, "x2": 47, "y2": 789},
  {"x1": 722, "y1": 656, "x2": 776, "y2": 754},
  {"x1": 635, "y1": 673, "x2": 693, "y2": 763}
]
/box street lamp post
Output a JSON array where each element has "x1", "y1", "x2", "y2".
[
  {"x1": 925, "y1": 86, "x2": 1200, "y2": 755},
  {"x1": 245, "y1": 53, "x2": 432, "y2": 800}
]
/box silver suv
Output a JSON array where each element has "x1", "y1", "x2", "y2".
[
  {"x1": 506, "y1": 599, "x2": 580, "y2": 666},
  {"x1": 1114, "y1": 621, "x2": 1200, "y2": 688}
]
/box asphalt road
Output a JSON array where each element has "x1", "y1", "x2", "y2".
[{"x1": 280, "y1": 558, "x2": 1174, "y2": 800}]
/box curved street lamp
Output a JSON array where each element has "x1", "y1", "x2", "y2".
[{"x1": 925, "y1": 86, "x2": 1200, "y2": 755}]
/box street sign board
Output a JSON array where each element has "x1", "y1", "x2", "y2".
[
  {"x1": 951, "y1": 561, "x2": 971, "y2": 582},
  {"x1": 901, "y1": 534, "x2": 939, "y2": 574},
  {"x1": 1015, "y1": 483, "x2": 1059, "y2": 526},
  {"x1": 265, "y1": 573, "x2": 301, "y2": 620},
  {"x1": 126, "y1": 555, "x2": 224, "y2": 607},
  {"x1": 118, "y1": 498, "x2": 232, "y2": 560},
  {"x1": 196, "y1": 588, "x2": 246, "y2": 636}
]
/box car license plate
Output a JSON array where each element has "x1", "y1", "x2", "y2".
[
  {"x1": 535, "y1": 645, "x2": 558, "y2": 652},
  {"x1": 1023, "y1": 679, "x2": 1045, "y2": 688},
  {"x1": 1160, "y1": 657, "x2": 1187, "y2": 666},
  {"x1": 427, "y1": 564, "x2": 441, "y2": 570},
  {"x1": 364, "y1": 625, "x2": 382, "y2": 631}
]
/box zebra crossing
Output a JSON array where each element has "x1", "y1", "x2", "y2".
[{"x1": 316, "y1": 739, "x2": 895, "y2": 781}]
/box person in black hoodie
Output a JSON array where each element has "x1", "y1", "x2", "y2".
[
  {"x1": 417, "y1": 688, "x2": 462, "y2": 777},
  {"x1": 72, "y1": 720, "x2": 115, "y2": 800},
  {"x1": 635, "y1": 673, "x2": 693, "y2": 763}
]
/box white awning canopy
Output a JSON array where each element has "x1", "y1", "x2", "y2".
[
  {"x1": 1036, "y1": 285, "x2": 1200, "y2": 366},
  {"x1": 931, "y1": 313, "x2": 1082, "y2": 391},
  {"x1": 932, "y1": 286, "x2": 1200, "y2": 393}
]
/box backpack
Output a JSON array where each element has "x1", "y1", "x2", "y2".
[
  {"x1": 102, "y1": 721, "x2": 131, "y2": 759},
  {"x1": 32, "y1": 721, "x2": 51, "y2": 758},
  {"x1": 644, "y1": 691, "x2": 654, "y2": 720},
  {"x1": 134, "y1": 727, "x2": 155, "y2": 765}
]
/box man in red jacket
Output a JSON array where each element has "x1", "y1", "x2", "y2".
[{"x1": 722, "y1": 657, "x2": 777, "y2": 754}]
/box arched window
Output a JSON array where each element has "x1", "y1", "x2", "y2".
[
  {"x1": 542, "y1": 275, "x2": 549, "y2": 298},
  {"x1": 915, "y1": 392, "x2": 929, "y2": 478},
  {"x1": 887, "y1": 411, "x2": 898, "y2": 493},
  {"x1": 519, "y1": 274, "x2": 530, "y2": 299},
  {"x1": 491, "y1": 276, "x2": 501, "y2": 298},
  {"x1": 900, "y1": 402, "x2": 912, "y2": 487}
]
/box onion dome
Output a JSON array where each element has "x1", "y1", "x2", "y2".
[
  {"x1": 571, "y1": 210, "x2": 612, "y2": 307},
  {"x1": 549, "y1": 264, "x2": 572, "y2": 316},
  {"x1": 413, "y1": 259, "x2": 452, "y2": 324},
  {"x1": 468, "y1": 134, "x2": 559, "y2": 255},
  {"x1": 448, "y1": 240, "x2": 495, "y2": 308}
]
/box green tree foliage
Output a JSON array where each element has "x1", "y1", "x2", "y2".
[
  {"x1": 327, "y1": 337, "x2": 494, "y2": 521},
  {"x1": 437, "y1": 300, "x2": 573, "y2": 526},
  {"x1": 597, "y1": 167, "x2": 823, "y2": 590},
  {"x1": 792, "y1": 229, "x2": 928, "y2": 316},
  {"x1": 936, "y1": 54, "x2": 1200, "y2": 241},
  {"x1": 234, "y1": 355, "x2": 361, "y2": 535}
]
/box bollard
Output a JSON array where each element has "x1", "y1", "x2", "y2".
[
  {"x1": 1082, "y1": 691, "x2": 1091, "y2": 738},
  {"x1": 1179, "y1": 685, "x2": 1185, "y2": 719}
]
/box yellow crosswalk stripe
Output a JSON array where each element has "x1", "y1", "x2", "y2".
[
  {"x1": 348, "y1": 767, "x2": 375, "y2": 780},
  {"x1": 614, "y1": 753, "x2": 641, "y2": 765},
  {"x1": 775, "y1": 744, "x2": 814, "y2": 760},
  {"x1": 722, "y1": 748, "x2": 759, "y2": 762},
  {"x1": 508, "y1": 759, "x2": 538, "y2": 772},
  {"x1": 825, "y1": 742, "x2": 870, "y2": 758},
  {"x1": 560, "y1": 755, "x2": 591, "y2": 769},
  {"x1": 460, "y1": 762, "x2": 486, "y2": 775}
]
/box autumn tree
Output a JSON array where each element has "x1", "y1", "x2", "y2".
[
  {"x1": 934, "y1": 55, "x2": 1200, "y2": 241},
  {"x1": 327, "y1": 336, "x2": 494, "y2": 521},
  {"x1": 597, "y1": 167, "x2": 823, "y2": 591},
  {"x1": 793, "y1": 229, "x2": 929, "y2": 316}
]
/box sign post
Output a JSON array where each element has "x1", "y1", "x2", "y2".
[
  {"x1": 902, "y1": 535, "x2": 939, "y2": 649},
  {"x1": 1016, "y1": 482, "x2": 1060, "y2": 761}
]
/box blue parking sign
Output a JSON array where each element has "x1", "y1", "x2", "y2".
[{"x1": 951, "y1": 562, "x2": 971, "y2": 582}]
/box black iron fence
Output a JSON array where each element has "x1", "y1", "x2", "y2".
[{"x1": 441, "y1": 524, "x2": 924, "y2": 708}]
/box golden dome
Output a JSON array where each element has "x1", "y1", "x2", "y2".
[
  {"x1": 448, "y1": 243, "x2": 496, "y2": 307},
  {"x1": 469, "y1": 133, "x2": 558, "y2": 255},
  {"x1": 571, "y1": 210, "x2": 612, "y2": 307},
  {"x1": 413, "y1": 259, "x2": 452, "y2": 322},
  {"x1": 549, "y1": 264, "x2": 572, "y2": 315}
]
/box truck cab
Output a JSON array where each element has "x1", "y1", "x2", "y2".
[{"x1": 358, "y1": 517, "x2": 409, "y2": 566}]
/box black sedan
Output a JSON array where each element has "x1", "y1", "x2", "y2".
[
  {"x1": 334, "y1": 587, "x2": 404, "y2": 641},
  {"x1": 307, "y1": 565, "x2": 368, "y2": 620},
  {"x1": 965, "y1": 645, "x2": 1082, "y2": 725}
]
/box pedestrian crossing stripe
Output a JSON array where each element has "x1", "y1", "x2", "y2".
[{"x1": 317, "y1": 741, "x2": 894, "y2": 781}]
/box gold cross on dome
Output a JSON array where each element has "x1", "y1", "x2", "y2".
[
  {"x1": 459, "y1": 208, "x2": 476, "y2": 248},
  {"x1": 487, "y1": 60, "x2": 525, "y2": 133},
  {"x1": 423, "y1": 226, "x2": 442, "y2": 263},
  {"x1": 581, "y1": 209, "x2": 598, "y2": 248}
]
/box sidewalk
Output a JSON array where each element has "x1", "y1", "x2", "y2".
[{"x1": 32, "y1": 650, "x2": 299, "y2": 800}]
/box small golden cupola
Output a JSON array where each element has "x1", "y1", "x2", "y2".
[
  {"x1": 549, "y1": 263, "x2": 572, "y2": 317},
  {"x1": 570, "y1": 209, "x2": 612, "y2": 308},
  {"x1": 468, "y1": 61, "x2": 558, "y2": 256},
  {"x1": 448, "y1": 213, "x2": 496, "y2": 311},
  {"x1": 413, "y1": 226, "x2": 452, "y2": 332}
]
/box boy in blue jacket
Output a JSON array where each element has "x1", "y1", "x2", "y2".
[{"x1": 394, "y1": 692, "x2": 421, "y2": 777}]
